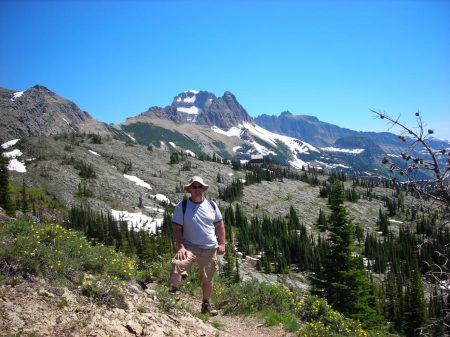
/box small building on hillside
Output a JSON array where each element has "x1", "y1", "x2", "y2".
[{"x1": 249, "y1": 154, "x2": 264, "y2": 164}]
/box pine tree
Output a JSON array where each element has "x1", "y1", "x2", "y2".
[
  {"x1": 403, "y1": 268, "x2": 428, "y2": 336},
  {"x1": 323, "y1": 180, "x2": 382, "y2": 327},
  {"x1": 316, "y1": 208, "x2": 328, "y2": 231},
  {"x1": 0, "y1": 148, "x2": 14, "y2": 216},
  {"x1": 20, "y1": 178, "x2": 29, "y2": 213}
]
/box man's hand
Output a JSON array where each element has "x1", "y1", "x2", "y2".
[
  {"x1": 175, "y1": 246, "x2": 188, "y2": 260},
  {"x1": 217, "y1": 243, "x2": 225, "y2": 255}
]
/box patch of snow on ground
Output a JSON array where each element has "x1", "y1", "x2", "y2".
[
  {"x1": 155, "y1": 194, "x2": 171, "y2": 204},
  {"x1": 8, "y1": 159, "x2": 27, "y2": 173},
  {"x1": 389, "y1": 219, "x2": 403, "y2": 224},
  {"x1": 315, "y1": 160, "x2": 351, "y2": 169},
  {"x1": 127, "y1": 134, "x2": 136, "y2": 142},
  {"x1": 320, "y1": 147, "x2": 365, "y2": 154},
  {"x1": 232, "y1": 146, "x2": 242, "y2": 152},
  {"x1": 4, "y1": 149, "x2": 23, "y2": 158},
  {"x1": 243, "y1": 122, "x2": 319, "y2": 154},
  {"x1": 110, "y1": 209, "x2": 162, "y2": 234},
  {"x1": 177, "y1": 106, "x2": 200, "y2": 114},
  {"x1": 88, "y1": 150, "x2": 101, "y2": 156},
  {"x1": 10, "y1": 91, "x2": 24, "y2": 101},
  {"x1": 144, "y1": 205, "x2": 164, "y2": 213},
  {"x1": 289, "y1": 158, "x2": 308, "y2": 170},
  {"x1": 387, "y1": 153, "x2": 402, "y2": 158},
  {"x1": 62, "y1": 117, "x2": 70, "y2": 125},
  {"x1": 169, "y1": 142, "x2": 177, "y2": 148},
  {"x1": 1, "y1": 139, "x2": 20, "y2": 149},
  {"x1": 212, "y1": 126, "x2": 242, "y2": 138},
  {"x1": 251, "y1": 141, "x2": 276, "y2": 156},
  {"x1": 123, "y1": 174, "x2": 152, "y2": 189},
  {"x1": 185, "y1": 150, "x2": 196, "y2": 157}
]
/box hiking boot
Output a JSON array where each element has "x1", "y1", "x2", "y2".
[
  {"x1": 201, "y1": 300, "x2": 218, "y2": 316},
  {"x1": 169, "y1": 286, "x2": 179, "y2": 294},
  {"x1": 168, "y1": 286, "x2": 181, "y2": 301}
]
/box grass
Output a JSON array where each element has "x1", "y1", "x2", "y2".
[
  {"x1": 0, "y1": 217, "x2": 389, "y2": 336},
  {"x1": 0, "y1": 218, "x2": 136, "y2": 308}
]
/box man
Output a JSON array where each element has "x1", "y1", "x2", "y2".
[{"x1": 169, "y1": 176, "x2": 226, "y2": 315}]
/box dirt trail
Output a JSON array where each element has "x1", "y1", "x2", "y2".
[
  {"x1": 0, "y1": 278, "x2": 295, "y2": 337},
  {"x1": 178, "y1": 293, "x2": 295, "y2": 337}
]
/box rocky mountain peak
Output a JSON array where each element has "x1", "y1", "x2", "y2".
[
  {"x1": 32, "y1": 84, "x2": 52, "y2": 92},
  {"x1": 0, "y1": 85, "x2": 110, "y2": 143},
  {"x1": 135, "y1": 90, "x2": 253, "y2": 129}
]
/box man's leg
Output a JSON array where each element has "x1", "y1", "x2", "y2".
[
  {"x1": 198, "y1": 249, "x2": 218, "y2": 315},
  {"x1": 169, "y1": 250, "x2": 193, "y2": 292},
  {"x1": 169, "y1": 272, "x2": 182, "y2": 291},
  {"x1": 201, "y1": 281, "x2": 213, "y2": 300}
]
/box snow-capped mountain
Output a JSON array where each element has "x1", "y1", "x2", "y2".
[
  {"x1": 4, "y1": 84, "x2": 446, "y2": 176},
  {"x1": 132, "y1": 90, "x2": 253, "y2": 129},
  {"x1": 211, "y1": 122, "x2": 320, "y2": 169},
  {"x1": 171, "y1": 90, "x2": 215, "y2": 123}
]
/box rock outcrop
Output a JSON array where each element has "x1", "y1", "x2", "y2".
[
  {"x1": 0, "y1": 279, "x2": 218, "y2": 337},
  {"x1": 0, "y1": 85, "x2": 110, "y2": 143}
]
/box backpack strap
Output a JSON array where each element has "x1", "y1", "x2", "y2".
[
  {"x1": 182, "y1": 198, "x2": 188, "y2": 224},
  {"x1": 182, "y1": 198, "x2": 217, "y2": 224}
]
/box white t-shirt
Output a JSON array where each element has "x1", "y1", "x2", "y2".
[{"x1": 172, "y1": 198, "x2": 223, "y2": 249}]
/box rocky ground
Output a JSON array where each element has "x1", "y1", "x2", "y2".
[{"x1": 0, "y1": 277, "x2": 294, "y2": 337}]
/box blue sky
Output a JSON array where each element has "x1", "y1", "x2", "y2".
[{"x1": 1, "y1": 0, "x2": 449, "y2": 139}]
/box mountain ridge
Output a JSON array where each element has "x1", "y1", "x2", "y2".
[
  {"x1": 0, "y1": 84, "x2": 110, "y2": 144},
  {"x1": 2, "y1": 84, "x2": 448, "y2": 176}
]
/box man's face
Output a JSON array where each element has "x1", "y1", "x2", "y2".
[{"x1": 189, "y1": 183, "x2": 204, "y2": 195}]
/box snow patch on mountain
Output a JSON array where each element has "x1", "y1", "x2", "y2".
[
  {"x1": 10, "y1": 91, "x2": 24, "y2": 101},
  {"x1": 88, "y1": 150, "x2": 101, "y2": 156},
  {"x1": 154, "y1": 194, "x2": 170, "y2": 204},
  {"x1": 126, "y1": 133, "x2": 136, "y2": 142},
  {"x1": 110, "y1": 209, "x2": 162, "y2": 234},
  {"x1": 185, "y1": 150, "x2": 196, "y2": 157},
  {"x1": 212, "y1": 126, "x2": 242, "y2": 137},
  {"x1": 232, "y1": 146, "x2": 242, "y2": 153},
  {"x1": 315, "y1": 160, "x2": 351, "y2": 169},
  {"x1": 123, "y1": 174, "x2": 152, "y2": 190},
  {"x1": 8, "y1": 159, "x2": 26, "y2": 172},
  {"x1": 1, "y1": 139, "x2": 20, "y2": 149},
  {"x1": 1, "y1": 139, "x2": 27, "y2": 173},
  {"x1": 177, "y1": 106, "x2": 201, "y2": 115},
  {"x1": 212, "y1": 122, "x2": 318, "y2": 162},
  {"x1": 320, "y1": 147, "x2": 365, "y2": 154},
  {"x1": 3, "y1": 149, "x2": 23, "y2": 158}
]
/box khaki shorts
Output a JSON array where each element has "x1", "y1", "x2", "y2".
[{"x1": 171, "y1": 248, "x2": 217, "y2": 284}]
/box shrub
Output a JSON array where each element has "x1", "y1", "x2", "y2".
[{"x1": 0, "y1": 219, "x2": 136, "y2": 308}]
